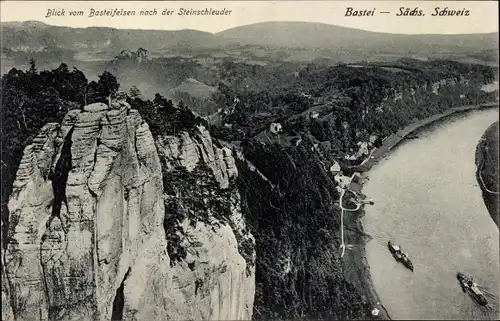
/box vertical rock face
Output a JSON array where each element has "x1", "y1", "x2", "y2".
[
  {"x1": 129, "y1": 125, "x2": 255, "y2": 321},
  {"x1": 2, "y1": 103, "x2": 255, "y2": 320}
]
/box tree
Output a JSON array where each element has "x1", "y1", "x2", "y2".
[
  {"x1": 96, "y1": 71, "x2": 119, "y2": 103},
  {"x1": 70, "y1": 67, "x2": 88, "y2": 106},
  {"x1": 129, "y1": 85, "x2": 142, "y2": 99},
  {"x1": 178, "y1": 100, "x2": 186, "y2": 110},
  {"x1": 85, "y1": 81, "x2": 99, "y2": 105},
  {"x1": 28, "y1": 58, "x2": 37, "y2": 75}
]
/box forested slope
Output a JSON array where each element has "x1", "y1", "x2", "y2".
[{"x1": 1, "y1": 59, "x2": 498, "y2": 320}]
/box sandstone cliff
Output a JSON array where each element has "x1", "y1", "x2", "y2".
[{"x1": 2, "y1": 99, "x2": 255, "y2": 320}]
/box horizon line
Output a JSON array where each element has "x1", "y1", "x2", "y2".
[{"x1": 2, "y1": 19, "x2": 499, "y2": 36}]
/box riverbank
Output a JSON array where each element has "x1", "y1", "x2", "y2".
[
  {"x1": 342, "y1": 102, "x2": 498, "y2": 320},
  {"x1": 475, "y1": 121, "x2": 499, "y2": 227},
  {"x1": 342, "y1": 207, "x2": 391, "y2": 320},
  {"x1": 354, "y1": 102, "x2": 499, "y2": 172}
]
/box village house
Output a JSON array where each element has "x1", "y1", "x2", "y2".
[
  {"x1": 432, "y1": 82, "x2": 440, "y2": 94},
  {"x1": 348, "y1": 173, "x2": 364, "y2": 193},
  {"x1": 334, "y1": 174, "x2": 351, "y2": 189},
  {"x1": 269, "y1": 122, "x2": 283, "y2": 134},
  {"x1": 329, "y1": 160, "x2": 341, "y2": 174},
  {"x1": 356, "y1": 141, "x2": 370, "y2": 158}
]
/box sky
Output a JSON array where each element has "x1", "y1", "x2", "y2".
[{"x1": 1, "y1": 1, "x2": 498, "y2": 35}]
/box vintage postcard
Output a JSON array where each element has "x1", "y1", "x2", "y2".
[{"x1": 1, "y1": 1, "x2": 498, "y2": 320}]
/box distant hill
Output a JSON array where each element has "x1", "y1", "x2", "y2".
[
  {"x1": 1, "y1": 21, "x2": 219, "y2": 54},
  {"x1": 216, "y1": 21, "x2": 499, "y2": 53},
  {"x1": 1, "y1": 20, "x2": 498, "y2": 58}
]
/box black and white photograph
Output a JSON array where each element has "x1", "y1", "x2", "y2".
[{"x1": 1, "y1": 1, "x2": 499, "y2": 320}]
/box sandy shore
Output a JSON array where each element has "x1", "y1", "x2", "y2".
[
  {"x1": 342, "y1": 207, "x2": 391, "y2": 320},
  {"x1": 341, "y1": 102, "x2": 498, "y2": 320}
]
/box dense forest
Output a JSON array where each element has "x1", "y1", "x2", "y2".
[
  {"x1": 1, "y1": 59, "x2": 498, "y2": 320},
  {"x1": 211, "y1": 59, "x2": 497, "y2": 157},
  {"x1": 236, "y1": 138, "x2": 370, "y2": 319}
]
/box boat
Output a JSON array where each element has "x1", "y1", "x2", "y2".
[
  {"x1": 400, "y1": 253, "x2": 414, "y2": 271},
  {"x1": 456, "y1": 272, "x2": 488, "y2": 306},
  {"x1": 388, "y1": 241, "x2": 402, "y2": 259},
  {"x1": 387, "y1": 241, "x2": 414, "y2": 271}
]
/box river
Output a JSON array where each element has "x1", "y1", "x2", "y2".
[{"x1": 362, "y1": 108, "x2": 500, "y2": 320}]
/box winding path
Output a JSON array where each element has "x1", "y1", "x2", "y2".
[
  {"x1": 478, "y1": 154, "x2": 499, "y2": 195},
  {"x1": 338, "y1": 175, "x2": 362, "y2": 258}
]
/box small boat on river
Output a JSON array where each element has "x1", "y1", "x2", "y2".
[
  {"x1": 388, "y1": 241, "x2": 414, "y2": 271},
  {"x1": 457, "y1": 272, "x2": 488, "y2": 306}
]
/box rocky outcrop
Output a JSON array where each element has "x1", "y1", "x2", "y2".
[
  {"x1": 2, "y1": 101, "x2": 255, "y2": 320},
  {"x1": 113, "y1": 48, "x2": 151, "y2": 64},
  {"x1": 125, "y1": 125, "x2": 255, "y2": 320}
]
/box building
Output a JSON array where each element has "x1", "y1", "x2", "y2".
[
  {"x1": 329, "y1": 161, "x2": 341, "y2": 174},
  {"x1": 269, "y1": 122, "x2": 283, "y2": 134},
  {"x1": 334, "y1": 174, "x2": 351, "y2": 189},
  {"x1": 348, "y1": 173, "x2": 364, "y2": 193},
  {"x1": 356, "y1": 142, "x2": 370, "y2": 157}
]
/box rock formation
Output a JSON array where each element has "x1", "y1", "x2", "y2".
[
  {"x1": 113, "y1": 48, "x2": 151, "y2": 64},
  {"x1": 2, "y1": 99, "x2": 255, "y2": 320}
]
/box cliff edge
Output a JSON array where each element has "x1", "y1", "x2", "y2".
[{"x1": 2, "y1": 97, "x2": 255, "y2": 321}]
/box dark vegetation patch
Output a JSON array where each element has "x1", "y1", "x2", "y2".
[
  {"x1": 236, "y1": 138, "x2": 370, "y2": 319},
  {"x1": 210, "y1": 59, "x2": 497, "y2": 162},
  {"x1": 162, "y1": 163, "x2": 232, "y2": 265},
  {"x1": 128, "y1": 93, "x2": 206, "y2": 137},
  {"x1": 476, "y1": 121, "x2": 499, "y2": 228},
  {"x1": 161, "y1": 161, "x2": 255, "y2": 271}
]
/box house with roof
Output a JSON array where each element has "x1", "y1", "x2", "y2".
[
  {"x1": 270, "y1": 122, "x2": 283, "y2": 134},
  {"x1": 329, "y1": 161, "x2": 341, "y2": 174},
  {"x1": 334, "y1": 174, "x2": 351, "y2": 189},
  {"x1": 348, "y1": 173, "x2": 364, "y2": 193}
]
